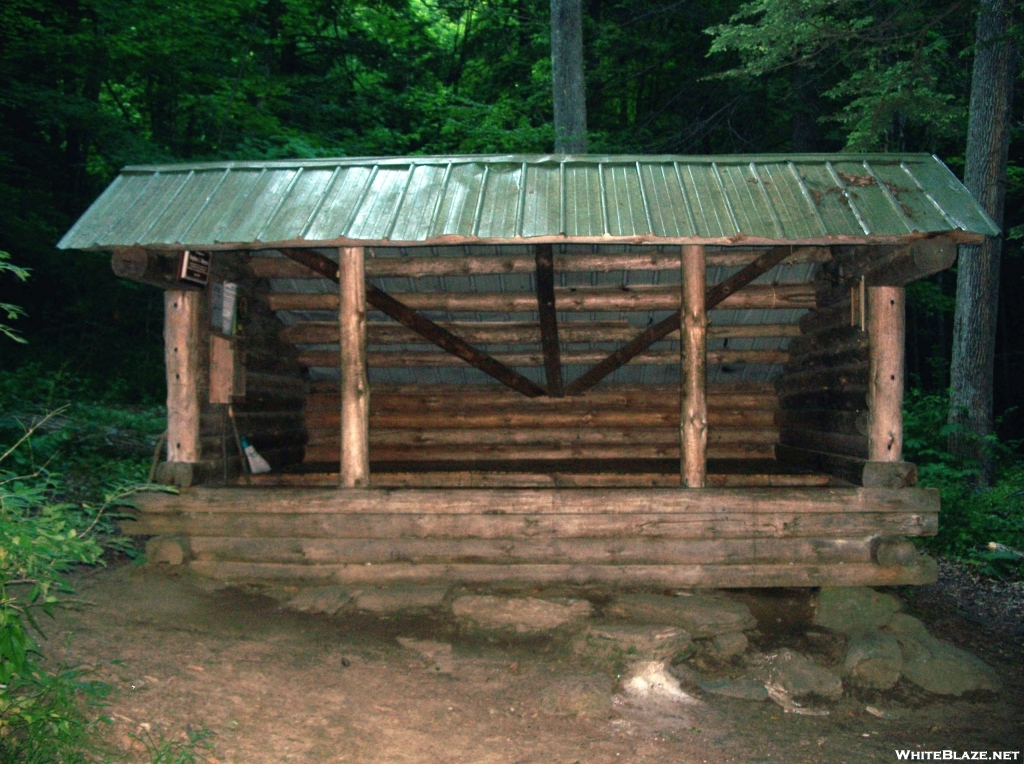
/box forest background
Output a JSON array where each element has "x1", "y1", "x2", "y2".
[{"x1": 0, "y1": 0, "x2": 1022, "y2": 435}]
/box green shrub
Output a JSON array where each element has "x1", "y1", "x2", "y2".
[{"x1": 903, "y1": 389, "x2": 1024, "y2": 578}]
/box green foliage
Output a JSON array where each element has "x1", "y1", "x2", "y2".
[
  {"x1": 133, "y1": 726, "x2": 216, "y2": 764},
  {"x1": 0, "y1": 251, "x2": 29, "y2": 345},
  {"x1": 705, "y1": 0, "x2": 971, "y2": 150},
  {"x1": 903, "y1": 389, "x2": 1024, "y2": 579}
]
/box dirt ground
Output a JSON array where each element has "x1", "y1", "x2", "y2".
[{"x1": 44, "y1": 561, "x2": 1024, "y2": 764}]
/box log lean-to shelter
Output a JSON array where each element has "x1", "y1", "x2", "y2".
[{"x1": 58, "y1": 153, "x2": 998, "y2": 589}]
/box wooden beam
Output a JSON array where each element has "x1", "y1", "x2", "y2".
[
  {"x1": 128, "y1": 485, "x2": 941, "y2": 516},
  {"x1": 775, "y1": 445, "x2": 918, "y2": 488},
  {"x1": 281, "y1": 320, "x2": 802, "y2": 346},
  {"x1": 564, "y1": 246, "x2": 798, "y2": 395},
  {"x1": 125, "y1": 507, "x2": 937, "y2": 542},
  {"x1": 266, "y1": 282, "x2": 817, "y2": 313},
  {"x1": 306, "y1": 442, "x2": 778, "y2": 462},
  {"x1": 277, "y1": 248, "x2": 545, "y2": 398},
  {"x1": 187, "y1": 536, "x2": 871, "y2": 566},
  {"x1": 339, "y1": 247, "x2": 370, "y2": 487},
  {"x1": 164, "y1": 291, "x2": 202, "y2": 464},
  {"x1": 866, "y1": 238, "x2": 957, "y2": 286},
  {"x1": 113, "y1": 247, "x2": 202, "y2": 290},
  {"x1": 867, "y1": 286, "x2": 905, "y2": 461},
  {"x1": 681, "y1": 244, "x2": 707, "y2": 487},
  {"x1": 250, "y1": 247, "x2": 832, "y2": 279},
  {"x1": 535, "y1": 244, "x2": 563, "y2": 396},
  {"x1": 295, "y1": 348, "x2": 789, "y2": 368}
]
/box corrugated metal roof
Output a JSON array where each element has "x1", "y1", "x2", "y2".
[{"x1": 58, "y1": 154, "x2": 998, "y2": 251}]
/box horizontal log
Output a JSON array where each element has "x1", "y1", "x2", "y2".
[
  {"x1": 787, "y1": 324, "x2": 865, "y2": 357},
  {"x1": 775, "y1": 445, "x2": 917, "y2": 488},
  {"x1": 775, "y1": 409, "x2": 868, "y2": 436},
  {"x1": 111, "y1": 248, "x2": 203, "y2": 291},
  {"x1": 799, "y1": 303, "x2": 853, "y2": 335},
  {"x1": 130, "y1": 485, "x2": 939, "y2": 516},
  {"x1": 307, "y1": 384, "x2": 777, "y2": 413},
  {"x1": 778, "y1": 428, "x2": 868, "y2": 459},
  {"x1": 266, "y1": 283, "x2": 816, "y2": 313},
  {"x1": 188, "y1": 536, "x2": 872, "y2": 566},
  {"x1": 182, "y1": 558, "x2": 937, "y2": 587},
  {"x1": 774, "y1": 364, "x2": 869, "y2": 397},
  {"x1": 244, "y1": 372, "x2": 307, "y2": 394},
  {"x1": 200, "y1": 410, "x2": 305, "y2": 436},
  {"x1": 304, "y1": 442, "x2": 777, "y2": 462},
  {"x1": 281, "y1": 320, "x2": 802, "y2": 346},
  {"x1": 298, "y1": 348, "x2": 788, "y2": 368},
  {"x1": 777, "y1": 389, "x2": 867, "y2": 412},
  {"x1": 241, "y1": 471, "x2": 831, "y2": 489},
  {"x1": 123, "y1": 510, "x2": 936, "y2": 542},
  {"x1": 250, "y1": 247, "x2": 832, "y2": 279},
  {"x1": 306, "y1": 409, "x2": 776, "y2": 429},
  {"x1": 302, "y1": 426, "x2": 778, "y2": 448}
]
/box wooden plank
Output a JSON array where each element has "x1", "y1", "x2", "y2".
[
  {"x1": 309, "y1": 409, "x2": 776, "y2": 429},
  {"x1": 775, "y1": 445, "x2": 918, "y2": 488},
  {"x1": 297, "y1": 348, "x2": 789, "y2": 368},
  {"x1": 113, "y1": 247, "x2": 198, "y2": 290},
  {"x1": 128, "y1": 485, "x2": 940, "y2": 516},
  {"x1": 681, "y1": 244, "x2": 707, "y2": 487},
  {"x1": 349, "y1": 426, "x2": 778, "y2": 447},
  {"x1": 866, "y1": 238, "x2": 957, "y2": 286},
  {"x1": 266, "y1": 283, "x2": 817, "y2": 313},
  {"x1": 305, "y1": 442, "x2": 777, "y2": 462},
  {"x1": 564, "y1": 246, "x2": 799, "y2": 396},
  {"x1": 250, "y1": 247, "x2": 832, "y2": 279},
  {"x1": 183, "y1": 559, "x2": 938, "y2": 587},
  {"x1": 241, "y1": 471, "x2": 831, "y2": 489},
  {"x1": 778, "y1": 428, "x2": 869, "y2": 459},
  {"x1": 281, "y1": 320, "x2": 802, "y2": 345},
  {"x1": 123, "y1": 510, "x2": 938, "y2": 541},
  {"x1": 188, "y1": 536, "x2": 873, "y2": 565},
  {"x1": 164, "y1": 290, "x2": 203, "y2": 463},
  {"x1": 339, "y1": 247, "x2": 370, "y2": 487},
  {"x1": 534, "y1": 244, "x2": 563, "y2": 396},
  {"x1": 867, "y1": 286, "x2": 905, "y2": 461},
  {"x1": 313, "y1": 383, "x2": 776, "y2": 412}
]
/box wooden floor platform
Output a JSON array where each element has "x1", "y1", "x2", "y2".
[
  {"x1": 242, "y1": 459, "x2": 834, "y2": 489},
  {"x1": 127, "y1": 485, "x2": 939, "y2": 588}
]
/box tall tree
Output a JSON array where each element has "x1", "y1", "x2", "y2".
[
  {"x1": 947, "y1": 0, "x2": 1017, "y2": 479},
  {"x1": 550, "y1": 0, "x2": 587, "y2": 152}
]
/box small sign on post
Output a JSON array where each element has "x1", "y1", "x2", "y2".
[{"x1": 178, "y1": 250, "x2": 211, "y2": 287}]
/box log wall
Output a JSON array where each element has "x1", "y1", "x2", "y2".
[
  {"x1": 775, "y1": 247, "x2": 915, "y2": 487},
  {"x1": 302, "y1": 382, "x2": 780, "y2": 467}
]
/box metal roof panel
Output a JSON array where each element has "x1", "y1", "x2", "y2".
[{"x1": 59, "y1": 154, "x2": 995, "y2": 250}]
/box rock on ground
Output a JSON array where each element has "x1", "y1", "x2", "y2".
[
  {"x1": 452, "y1": 595, "x2": 592, "y2": 635},
  {"x1": 284, "y1": 586, "x2": 351, "y2": 615},
  {"x1": 396, "y1": 637, "x2": 456, "y2": 673},
  {"x1": 538, "y1": 675, "x2": 613, "y2": 717},
  {"x1": 843, "y1": 629, "x2": 902, "y2": 690},
  {"x1": 605, "y1": 593, "x2": 756, "y2": 637},
  {"x1": 762, "y1": 648, "x2": 843, "y2": 700},
  {"x1": 813, "y1": 587, "x2": 901, "y2": 634},
  {"x1": 886, "y1": 614, "x2": 1001, "y2": 696},
  {"x1": 623, "y1": 661, "x2": 700, "y2": 703},
  {"x1": 354, "y1": 586, "x2": 448, "y2": 614},
  {"x1": 708, "y1": 631, "x2": 748, "y2": 660},
  {"x1": 571, "y1": 624, "x2": 693, "y2": 664},
  {"x1": 696, "y1": 677, "x2": 768, "y2": 701}
]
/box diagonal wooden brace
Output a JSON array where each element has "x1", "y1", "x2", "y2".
[
  {"x1": 535, "y1": 244, "x2": 564, "y2": 397},
  {"x1": 275, "y1": 248, "x2": 546, "y2": 398},
  {"x1": 564, "y1": 245, "x2": 795, "y2": 395}
]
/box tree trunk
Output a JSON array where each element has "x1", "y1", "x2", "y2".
[
  {"x1": 550, "y1": 0, "x2": 587, "y2": 153},
  {"x1": 948, "y1": 0, "x2": 1017, "y2": 481}
]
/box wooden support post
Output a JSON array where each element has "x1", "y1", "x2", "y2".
[
  {"x1": 164, "y1": 290, "x2": 202, "y2": 465},
  {"x1": 535, "y1": 244, "x2": 563, "y2": 397},
  {"x1": 867, "y1": 286, "x2": 905, "y2": 462},
  {"x1": 339, "y1": 247, "x2": 370, "y2": 487},
  {"x1": 681, "y1": 245, "x2": 707, "y2": 487}
]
